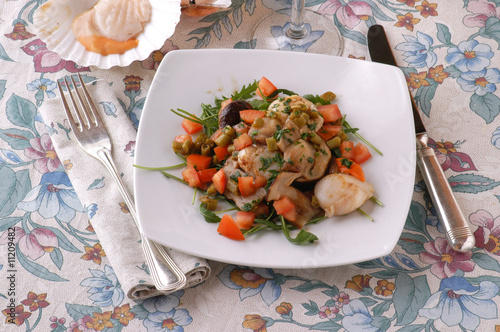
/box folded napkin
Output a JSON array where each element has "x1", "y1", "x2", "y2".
[{"x1": 39, "y1": 79, "x2": 211, "y2": 300}]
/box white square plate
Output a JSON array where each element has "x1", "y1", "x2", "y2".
[{"x1": 134, "y1": 49, "x2": 415, "y2": 269}]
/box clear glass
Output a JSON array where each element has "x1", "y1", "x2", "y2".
[{"x1": 252, "y1": 0, "x2": 343, "y2": 55}]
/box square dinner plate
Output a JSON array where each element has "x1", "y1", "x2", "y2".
[{"x1": 134, "y1": 49, "x2": 415, "y2": 269}]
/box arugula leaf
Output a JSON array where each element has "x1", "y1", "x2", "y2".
[
  {"x1": 303, "y1": 94, "x2": 329, "y2": 105},
  {"x1": 280, "y1": 216, "x2": 318, "y2": 244},
  {"x1": 232, "y1": 81, "x2": 259, "y2": 100},
  {"x1": 199, "y1": 204, "x2": 221, "y2": 223}
]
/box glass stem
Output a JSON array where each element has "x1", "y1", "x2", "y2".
[{"x1": 287, "y1": 0, "x2": 307, "y2": 39}]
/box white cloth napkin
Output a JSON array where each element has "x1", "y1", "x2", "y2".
[{"x1": 39, "y1": 79, "x2": 211, "y2": 300}]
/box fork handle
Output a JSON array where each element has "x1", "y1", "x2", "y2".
[{"x1": 96, "y1": 148, "x2": 187, "y2": 292}]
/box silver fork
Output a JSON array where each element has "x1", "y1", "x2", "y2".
[{"x1": 57, "y1": 74, "x2": 187, "y2": 292}]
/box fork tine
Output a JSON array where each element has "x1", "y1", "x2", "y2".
[
  {"x1": 63, "y1": 76, "x2": 87, "y2": 131},
  {"x1": 70, "y1": 75, "x2": 92, "y2": 129},
  {"x1": 57, "y1": 80, "x2": 81, "y2": 133},
  {"x1": 77, "y1": 73, "x2": 102, "y2": 127}
]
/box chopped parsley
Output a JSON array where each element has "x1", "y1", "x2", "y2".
[{"x1": 340, "y1": 158, "x2": 354, "y2": 168}]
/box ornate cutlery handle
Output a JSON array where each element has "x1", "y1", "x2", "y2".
[
  {"x1": 96, "y1": 148, "x2": 187, "y2": 291},
  {"x1": 416, "y1": 133, "x2": 476, "y2": 252}
]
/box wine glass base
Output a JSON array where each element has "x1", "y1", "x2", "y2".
[{"x1": 252, "y1": 10, "x2": 344, "y2": 56}]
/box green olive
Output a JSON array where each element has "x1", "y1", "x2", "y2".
[
  {"x1": 327, "y1": 136, "x2": 341, "y2": 149},
  {"x1": 215, "y1": 133, "x2": 232, "y2": 147},
  {"x1": 253, "y1": 117, "x2": 264, "y2": 128},
  {"x1": 320, "y1": 91, "x2": 337, "y2": 102},
  {"x1": 266, "y1": 137, "x2": 278, "y2": 151}
]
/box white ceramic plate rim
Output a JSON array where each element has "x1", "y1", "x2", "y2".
[{"x1": 134, "y1": 49, "x2": 415, "y2": 269}]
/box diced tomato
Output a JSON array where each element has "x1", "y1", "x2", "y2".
[
  {"x1": 238, "y1": 176, "x2": 256, "y2": 197},
  {"x1": 256, "y1": 76, "x2": 277, "y2": 98},
  {"x1": 211, "y1": 128, "x2": 223, "y2": 143},
  {"x1": 240, "y1": 110, "x2": 265, "y2": 125},
  {"x1": 214, "y1": 146, "x2": 230, "y2": 161},
  {"x1": 182, "y1": 166, "x2": 202, "y2": 188},
  {"x1": 186, "y1": 154, "x2": 212, "y2": 170},
  {"x1": 174, "y1": 134, "x2": 192, "y2": 143},
  {"x1": 317, "y1": 125, "x2": 342, "y2": 141},
  {"x1": 234, "y1": 122, "x2": 250, "y2": 134},
  {"x1": 220, "y1": 98, "x2": 233, "y2": 110},
  {"x1": 353, "y1": 142, "x2": 372, "y2": 164},
  {"x1": 273, "y1": 196, "x2": 295, "y2": 215},
  {"x1": 233, "y1": 133, "x2": 253, "y2": 150},
  {"x1": 181, "y1": 117, "x2": 203, "y2": 134},
  {"x1": 254, "y1": 175, "x2": 267, "y2": 188},
  {"x1": 212, "y1": 169, "x2": 226, "y2": 194},
  {"x1": 235, "y1": 211, "x2": 256, "y2": 230},
  {"x1": 317, "y1": 104, "x2": 342, "y2": 123},
  {"x1": 336, "y1": 158, "x2": 365, "y2": 182},
  {"x1": 197, "y1": 168, "x2": 218, "y2": 183},
  {"x1": 281, "y1": 205, "x2": 297, "y2": 222},
  {"x1": 340, "y1": 141, "x2": 355, "y2": 159},
  {"x1": 217, "y1": 214, "x2": 245, "y2": 241}
]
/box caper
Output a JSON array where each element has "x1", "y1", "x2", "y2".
[
  {"x1": 200, "y1": 195, "x2": 218, "y2": 210},
  {"x1": 201, "y1": 140, "x2": 214, "y2": 156},
  {"x1": 172, "y1": 141, "x2": 183, "y2": 153}
]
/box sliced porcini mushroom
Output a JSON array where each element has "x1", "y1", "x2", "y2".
[
  {"x1": 237, "y1": 145, "x2": 283, "y2": 179},
  {"x1": 219, "y1": 100, "x2": 252, "y2": 128},
  {"x1": 305, "y1": 140, "x2": 331, "y2": 181},
  {"x1": 314, "y1": 173, "x2": 374, "y2": 217},
  {"x1": 222, "y1": 159, "x2": 266, "y2": 211},
  {"x1": 267, "y1": 172, "x2": 322, "y2": 229},
  {"x1": 282, "y1": 139, "x2": 315, "y2": 177},
  {"x1": 275, "y1": 119, "x2": 301, "y2": 153},
  {"x1": 282, "y1": 139, "x2": 331, "y2": 182}
]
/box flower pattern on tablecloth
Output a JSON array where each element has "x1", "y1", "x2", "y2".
[{"x1": 0, "y1": 0, "x2": 500, "y2": 331}]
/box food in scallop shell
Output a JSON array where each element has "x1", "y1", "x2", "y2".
[
  {"x1": 72, "y1": 0, "x2": 152, "y2": 55},
  {"x1": 33, "y1": 0, "x2": 181, "y2": 68}
]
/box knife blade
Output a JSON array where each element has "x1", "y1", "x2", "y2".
[{"x1": 367, "y1": 24, "x2": 475, "y2": 252}]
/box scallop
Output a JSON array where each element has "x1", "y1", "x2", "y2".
[{"x1": 314, "y1": 173, "x2": 374, "y2": 217}]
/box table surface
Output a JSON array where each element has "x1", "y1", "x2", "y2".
[{"x1": 2, "y1": 1, "x2": 500, "y2": 331}]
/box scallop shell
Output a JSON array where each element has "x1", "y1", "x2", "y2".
[{"x1": 33, "y1": 0, "x2": 181, "y2": 69}]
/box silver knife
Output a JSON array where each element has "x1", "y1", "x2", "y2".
[{"x1": 367, "y1": 24, "x2": 475, "y2": 252}]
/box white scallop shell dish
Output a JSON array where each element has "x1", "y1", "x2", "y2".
[{"x1": 33, "y1": 0, "x2": 181, "y2": 69}]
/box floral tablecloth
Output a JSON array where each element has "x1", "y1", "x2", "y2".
[{"x1": 2, "y1": 0, "x2": 500, "y2": 331}]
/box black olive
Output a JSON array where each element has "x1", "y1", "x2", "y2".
[{"x1": 219, "y1": 100, "x2": 253, "y2": 128}]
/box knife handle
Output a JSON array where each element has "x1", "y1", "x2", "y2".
[{"x1": 416, "y1": 134, "x2": 475, "y2": 252}]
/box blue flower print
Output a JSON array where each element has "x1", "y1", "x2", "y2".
[
  {"x1": 446, "y1": 40, "x2": 493, "y2": 72},
  {"x1": 418, "y1": 277, "x2": 498, "y2": 330},
  {"x1": 142, "y1": 291, "x2": 184, "y2": 314},
  {"x1": 342, "y1": 299, "x2": 379, "y2": 332},
  {"x1": 140, "y1": 292, "x2": 192, "y2": 332},
  {"x1": 86, "y1": 203, "x2": 98, "y2": 219},
  {"x1": 271, "y1": 23, "x2": 323, "y2": 52},
  {"x1": 143, "y1": 308, "x2": 192, "y2": 332},
  {"x1": 80, "y1": 265, "x2": 125, "y2": 307},
  {"x1": 17, "y1": 171, "x2": 85, "y2": 222},
  {"x1": 27, "y1": 78, "x2": 57, "y2": 106},
  {"x1": 492, "y1": 126, "x2": 500, "y2": 149},
  {"x1": 396, "y1": 32, "x2": 437, "y2": 68},
  {"x1": 218, "y1": 265, "x2": 282, "y2": 305},
  {"x1": 457, "y1": 68, "x2": 500, "y2": 96}
]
